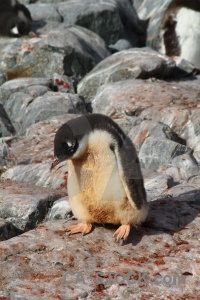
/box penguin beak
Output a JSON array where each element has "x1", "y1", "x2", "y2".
[
  {"x1": 50, "y1": 157, "x2": 63, "y2": 171},
  {"x1": 50, "y1": 158, "x2": 60, "y2": 170},
  {"x1": 50, "y1": 155, "x2": 69, "y2": 170}
]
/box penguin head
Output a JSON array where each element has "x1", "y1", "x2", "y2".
[
  {"x1": 51, "y1": 118, "x2": 91, "y2": 169},
  {"x1": 52, "y1": 123, "x2": 78, "y2": 168}
]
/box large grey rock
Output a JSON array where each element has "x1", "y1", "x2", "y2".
[
  {"x1": 0, "y1": 38, "x2": 23, "y2": 73},
  {"x1": 139, "y1": 137, "x2": 189, "y2": 172},
  {"x1": 0, "y1": 77, "x2": 50, "y2": 106},
  {"x1": 78, "y1": 48, "x2": 176, "y2": 102},
  {"x1": 4, "y1": 25, "x2": 110, "y2": 80},
  {"x1": 0, "y1": 78, "x2": 85, "y2": 135},
  {"x1": 22, "y1": 91, "x2": 85, "y2": 131},
  {"x1": 91, "y1": 77, "x2": 200, "y2": 164},
  {"x1": 0, "y1": 178, "x2": 65, "y2": 235},
  {"x1": 57, "y1": 0, "x2": 147, "y2": 46},
  {"x1": 136, "y1": 0, "x2": 200, "y2": 68},
  {"x1": 2, "y1": 161, "x2": 69, "y2": 192},
  {"x1": 27, "y1": 3, "x2": 63, "y2": 22}
]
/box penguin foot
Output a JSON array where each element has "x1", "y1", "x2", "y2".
[
  {"x1": 66, "y1": 222, "x2": 92, "y2": 236},
  {"x1": 113, "y1": 224, "x2": 130, "y2": 242}
]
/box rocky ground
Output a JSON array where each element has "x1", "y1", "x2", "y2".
[{"x1": 0, "y1": 0, "x2": 200, "y2": 299}]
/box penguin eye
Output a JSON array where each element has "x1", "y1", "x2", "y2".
[
  {"x1": 66, "y1": 141, "x2": 73, "y2": 148},
  {"x1": 61, "y1": 141, "x2": 73, "y2": 151}
]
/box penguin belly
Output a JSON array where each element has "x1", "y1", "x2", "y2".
[{"x1": 67, "y1": 129, "x2": 132, "y2": 224}]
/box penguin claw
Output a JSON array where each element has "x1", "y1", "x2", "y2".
[
  {"x1": 66, "y1": 222, "x2": 92, "y2": 236},
  {"x1": 113, "y1": 224, "x2": 130, "y2": 242}
]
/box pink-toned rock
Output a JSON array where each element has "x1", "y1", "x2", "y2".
[
  {"x1": 1, "y1": 115, "x2": 79, "y2": 190},
  {"x1": 92, "y1": 77, "x2": 200, "y2": 163},
  {"x1": 7, "y1": 114, "x2": 78, "y2": 165},
  {"x1": 78, "y1": 48, "x2": 176, "y2": 102},
  {"x1": 0, "y1": 185, "x2": 199, "y2": 299}
]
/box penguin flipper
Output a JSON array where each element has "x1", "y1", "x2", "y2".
[{"x1": 114, "y1": 136, "x2": 147, "y2": 211}]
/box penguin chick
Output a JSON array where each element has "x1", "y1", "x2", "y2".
[
  {"x1": 52, "y1": 114, "x2": 148, "y2": 241},
  {"x1": 0, "y1": 0, "x2": 32, "y2": 37}
]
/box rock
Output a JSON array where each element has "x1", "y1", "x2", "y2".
[
  {"x1": 159, "y1": 153, "x2": 200, "y2": 183},
  {"x1": 0, "y1": 103, "x2": 16, "y2": 137},
  {"x1": 77, "y1": 48, "x2": 176, "y2": 102},
  {"x1": 115, "y1": 0, "x2": 149, "y2": 47},
  {"x1": 114, "y1": 115, "x2": 141, "y2": 135},
  {"x1": 138, "y1": 137, "x2": 189, "y2": 172},
  {"x1": 27, "y1": 3, "x2": 63, "y2": 22},
  {"x1": 166, "y1": 176, "x2": 200, "y2": 201},
  {"x1": 0, "y1": 38, "x2": 23, "y2": 73},
  {"x1": 0, "y1": 77, "x2": 50, "y2": 107},
  {"x1": 0, "y1": 178, "x2": 65, "y2": 235},
  {"x1": 91, "y1": 78, "x2": 200, "y2": 165},
  {"x1": 128, "y1": 120, "x2": 184, "y2": 151},
  {"x1": 0, "y1": 218, "x2": 21, "y2": 241},
  {"x1": 0, "y1": 140, "x2": 10, "y2": 168},
  {"x1": 0, "y1": 78, "x2": 85, "y2": 135},
  {"x1": 1, "y1": 114, "x2": 79, "y2": 189},
  {"x1": 0, "y1": 73, "x2": 6, "y2": 86},
  {"x1": 108, "y1": 38, "x2": 133, "y2": 53},
  {"x1": 22, "y1": 0, "x2": 67, "y2": 4},
  {"x1": 57, "y1": 0, "x2": 122, "y2": 45},
  {"x1": 0, "y1": 1, "x2": 200, "y2": 298},
  {"x1": 2, "y1": 161, "x2": 68, "y2": 192},
  {"x1": 8, "y1": 114, "x2": 78, "y2": 164},
  {"x1": 6, "y1": 114, "x2": 78, "y2": 164},
  {"x1": 173, "y1": 56, "x2": 200, "y2": 78},
  {"x1": 4, "y1": 25, "x2": 110, "y2": 80},
  {"x1": 183, "y1": 109, "x2": 200, "y2": 164},
  {"x1": 135, "y1": 0, "x2": 200, "y2": 68},
  {"x1": 21, "y1": 91, "x2": 85, "y2": 132},
  {"x1": 57, "y1": 0, "x2": 147, "y2": 46},
  {"x1": 47, "y1": 197, "x2": 71, "y2": 220},
  {"x1": 0, "y1": 37, "x2": 40, "y2": 76},
  {"x1": 33, "y1": 0, "x2": 67, "y2": 3},
  {"x1": 143, "y1": 169, "x2": 173, "y2": 201},
  {"x1": 19, "y1": 0, "x2": 33, "y2": 4},
  {"x1": 0, "y1": 188, "x2": 199, "y2": 298},
  {"x1": 193, "y1": 142, "x2": 200, "y2": 165}
]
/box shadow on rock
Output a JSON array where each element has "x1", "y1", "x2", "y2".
[{"x1": 124, "y1": 188, "x2": 200, "y2": 246}]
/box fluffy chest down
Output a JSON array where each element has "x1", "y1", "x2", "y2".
[{"x1": 67, "y1": 131, "x2": 127, "y2": 223}]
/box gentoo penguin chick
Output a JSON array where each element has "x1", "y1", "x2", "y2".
[
  {"x1": 52, "y1": 114, "x2": 148, "y2": 241},
  {"x1": 0, "y1": 0, "x2": 32, "y2": 37}
]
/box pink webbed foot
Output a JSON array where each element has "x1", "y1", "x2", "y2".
[
  {"x1": 66, "y1": 222, "x2": 92, "y2": 236},
  {"x1": 113, "y1": 224, "x2": 130, "y2": 242}
]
